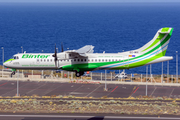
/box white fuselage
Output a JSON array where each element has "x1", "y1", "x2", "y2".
[{"x1": 3, "y1": 52, "x2": 173, "y2": 71}]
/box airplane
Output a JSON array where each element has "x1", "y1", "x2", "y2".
[{"x1": 3, "y1": 27, "x2": 173, "y2": 77}]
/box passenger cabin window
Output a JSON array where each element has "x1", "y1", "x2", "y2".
[{"x1": 47, "y1": 59, "x2": 49, "y2": 62}]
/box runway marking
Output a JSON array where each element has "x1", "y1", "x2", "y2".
[
  {"x1": 42, "y1": 84, "x2": 63, "y2": 96},
  {"x1": 25, "y1": 82, "x2": 47, "y2": 95},
  {"x1": 86, "y1": 85, "x2": 101, "y2": 97},
  {"x1": 68, "y1": 85, "x2": 84, "y2": 95},
  {"x1": 129, "y1": 86, "x2": 137, "y2": 97},
  {"x1": 169, "y1": 88, "x2": 174, "y2": 98},
  {"x1": 0, "y1": 82, "x2": 8, "y2": 87},
  {"x1": 111, "y1": 86, "x2": 118, "y2": 92},
  {"x1": 133, "y1": 87, "x2": 139, "y2": 93},
  {"x1": 150, "y1": 87, "x2": 157, "y2": 96}
]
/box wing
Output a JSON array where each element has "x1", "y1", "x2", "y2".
[
  {"x1": 67, "y1": 45, "x2": 94, "y2": 57},
  {"x1": 76, "y1": 45, "x2": 94, "y2": 53}
]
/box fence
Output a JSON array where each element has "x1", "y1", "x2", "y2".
[{"x1": 0, "y1": 69, "x2": 180, "y2": 84}]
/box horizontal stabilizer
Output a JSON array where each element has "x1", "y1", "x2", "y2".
[{"x1": 159, "y1": 28, "x2": 172, "y2": 34}]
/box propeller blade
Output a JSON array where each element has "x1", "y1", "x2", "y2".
[{"x1": 52, "y1": 43, "x2": 58, "y2": 67}]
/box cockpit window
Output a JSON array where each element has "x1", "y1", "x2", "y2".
[{"x1": 13, "y1": 56, "x2": 19, "y2": 59}]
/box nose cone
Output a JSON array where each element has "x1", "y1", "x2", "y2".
[
  {"x1": 3, "y1": 59, "x2": 14, "y2": 68},
  {"x1": 3, "y1": 62, "x2": 7, "y2": 66},
  {"x1": 3, "y1": 61, "x2": 9, "y2": 67}
]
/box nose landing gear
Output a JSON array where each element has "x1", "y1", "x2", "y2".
[
  {"x1": 11, "y1": 71, "x2": 16, "y2": 77},
  {"x1": 10, "y1": 69, "x2": 16, "y2": 77},
  {"x1": 75, "y1": 71, "x2": 84, "y2": 77}
]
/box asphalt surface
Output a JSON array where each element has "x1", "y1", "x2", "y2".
[
  {"x1": 1, "y1": 114, "x2": 180, "y2": 120},
  {"x1": 0, "y1": 80, "x2": 180, "y2": 98}
]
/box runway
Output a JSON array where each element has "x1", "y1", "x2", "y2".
[
  {"x1": 0, "y1": 80, "x2": 180, "y2": 98},
  {"x1": 0, "y1": 114, "x2": 180, "y2": 120}
]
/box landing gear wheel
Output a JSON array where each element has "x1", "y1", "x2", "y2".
[
  {"x1": 76, "y1": 72, "x2": 80, "y2": 77},
  {"x1": 75, "y1": 71, "x2": 84, "y2": 77}
]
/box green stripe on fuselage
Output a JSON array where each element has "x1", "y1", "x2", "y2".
[
  {"x1": 112, "y1": 50, "x2": 167, "y2": 70},
  {"x1": 62, "y1": 61, "x2": 120, "y2": 71}
]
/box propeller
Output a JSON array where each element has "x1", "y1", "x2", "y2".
[
  {"x1": 52, "y1": 43, "x2": 58, "y2": 67},
  {"x1": 52, "y1": 42, "x2": 64, "y2": 68}
]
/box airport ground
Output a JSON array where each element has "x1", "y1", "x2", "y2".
[
  {"x1": 0, "y1": 79, "x2": 180, "y2": 116},
  {"x1": 1, "y1": 79, "x2": 180, "y2": 98},
  {"x1": 2, "y1": 68, "x2": 180, "y2": 119}
]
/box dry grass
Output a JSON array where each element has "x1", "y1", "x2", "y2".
[{"x1": 0, "y1": 96, "x2": 180, "y2": 115}]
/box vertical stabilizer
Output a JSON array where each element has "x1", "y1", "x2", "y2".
[{"x1": 137, "y1": 27, "x2": 173, "y2": 56}]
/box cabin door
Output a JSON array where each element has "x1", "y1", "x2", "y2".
[{"x1": 123, "y1": 55, "x2": 129, "y2": 69}]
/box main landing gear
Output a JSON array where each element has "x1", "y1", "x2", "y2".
[{"x1": 75, "y1": 71, "x2": 84, "y2": 77}]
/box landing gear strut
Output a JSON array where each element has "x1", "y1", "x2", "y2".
[
  {"x1": 11, "y1": 71, "x2": 16, "y2": 77},
  {"x1": 75, "y1": 71, "x2": 84, "y2": 77}
]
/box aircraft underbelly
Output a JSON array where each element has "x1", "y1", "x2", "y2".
[{"x1": 62, "y1": 63, "x2": 98, "y2": 71}]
